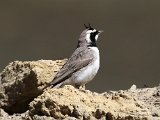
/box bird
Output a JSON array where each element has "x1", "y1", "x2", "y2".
[{"x1": 50, "y1": 24, "x2": 103, "y2": 88}]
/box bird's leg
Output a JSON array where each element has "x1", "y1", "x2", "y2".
[
  {"x1": 81, "y1": 85, "x2": 86, "y2": 90},
  {"x1": 75, "y1": 84, "x2": 81, "y2": 89},
  {"x1": 75, "y1": 85, "x2": 85, "y2": 90}
]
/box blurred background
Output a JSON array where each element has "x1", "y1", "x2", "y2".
[{"x1": 0, "y1": 0, "x2": 160, "y2": 92}]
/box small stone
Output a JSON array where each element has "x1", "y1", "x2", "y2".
[{"x1": 129, "y1": 84, "x2": 137, "y2": 91}]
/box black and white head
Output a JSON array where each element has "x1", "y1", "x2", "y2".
[{"x1": 78, "y1": 24, "x2": 103, "y2": 47}]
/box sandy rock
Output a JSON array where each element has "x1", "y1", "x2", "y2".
[
  {"x1": 135, "y1": 87, "x2": 160, "y2": 119},
  {"x1": 29, "y1": 85, "x2": 152, "y2": 120},
  {"x1": 0, "y1": 59, "x2": 67, "y2": 114},
  {"x1": 0, "y1": 108, "x2": 30, "y2": 120},
  {"x1": 0, "y1": 59, "x2": 159, "y2": 120},
  {"x1": 0, "y1": 108, "x2": 8, "y2": 117},
  {"x1": 129, "y1": 84, "x2": 137, "y2": 91}
]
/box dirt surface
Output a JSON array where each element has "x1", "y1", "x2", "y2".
[
  {"x1": 0, "y1": 59, "x2": 67, "y2": 114},
  {"x1": 0, "y1": 60, "x2": 159, "y2": 120}
]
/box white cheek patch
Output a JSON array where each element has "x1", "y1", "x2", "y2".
[
  {"x1": 86, "y1": 34, "x2": 91, "y2": 43},
  {"x1": 95, "y1": 35, "x2": 99, "y2": 41},
  {"x1": 85, "y1": 29, "x2": 98, "y2": 43}
]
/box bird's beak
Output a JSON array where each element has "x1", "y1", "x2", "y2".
[{"x1": 98, "y1": 30, "x2": 103, "y2": 34}]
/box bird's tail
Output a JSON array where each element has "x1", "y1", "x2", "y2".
[{"x1": 42, "y1": 81, "x2": 62, "y2": 90}]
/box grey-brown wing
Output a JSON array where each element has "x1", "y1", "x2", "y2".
[{"x1": 50, "y1": 47, "x2": 93, "y2": 86}]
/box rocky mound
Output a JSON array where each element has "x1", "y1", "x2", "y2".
[
  {"x1": 0, "y1": 60, "x2": 159, "y2": 120},
  {"x1": 29, "y1": 85, "x2": 153, "y2": 120},
  {"x1": 0, "y1": 59, "x2": 67, "y2": 114}
]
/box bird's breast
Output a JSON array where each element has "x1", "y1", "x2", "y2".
[{"x1": 74, "y1": 47, "x2": 100, "y2": 84}]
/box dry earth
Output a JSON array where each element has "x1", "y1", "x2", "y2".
[{"x1": 0, "y1": 60, "x2": 159, "y2": 120}]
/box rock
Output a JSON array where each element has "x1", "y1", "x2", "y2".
[
  {"x1": 0, "y1": 60, "x2": 159, "y2": 120},
  {"x1": 29, "y1": 85, "x2": 152, "y2": 120},
  {"x1": 135, "y1": 87, "x2": 160, "y2": 118},
  {"x1": 0, "y1": 108, "x2": 8, "y2": 117},
  {"x1": 0, "y1": 109, "x2": 32, "y2": 120},
  {"x1": 129, "y1": 84, "x2": 137, "y2": 91},
  {"x1": 0, "y1": 59, "x2": 67, "y2": 114}
]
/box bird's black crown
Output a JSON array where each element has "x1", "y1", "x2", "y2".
[{"x1": 84, "y1": 24, "x2": 94, "y2": 30}]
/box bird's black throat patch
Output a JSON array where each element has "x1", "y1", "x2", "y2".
[{"x1": 89, "y1": 31, "x2": 98, "y2": 47}]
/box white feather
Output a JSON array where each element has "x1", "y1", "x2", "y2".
[
  {"x1": 85, "y1": 34, "x2": 91, "y2": 43},
  {"x1": 95, "y1": 35, "x2": 98, "y2": 41},
  {"x1": 85, "y1": 29, "x2": 97, "y2": 43}
]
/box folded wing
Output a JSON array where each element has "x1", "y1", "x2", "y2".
[{"x1": 50, "y1": 47, "x2": 93, "y2": 87}]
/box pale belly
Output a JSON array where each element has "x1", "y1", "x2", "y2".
[{"x1": 73, "y1": 47, "x2": 100, "y2": 85}]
